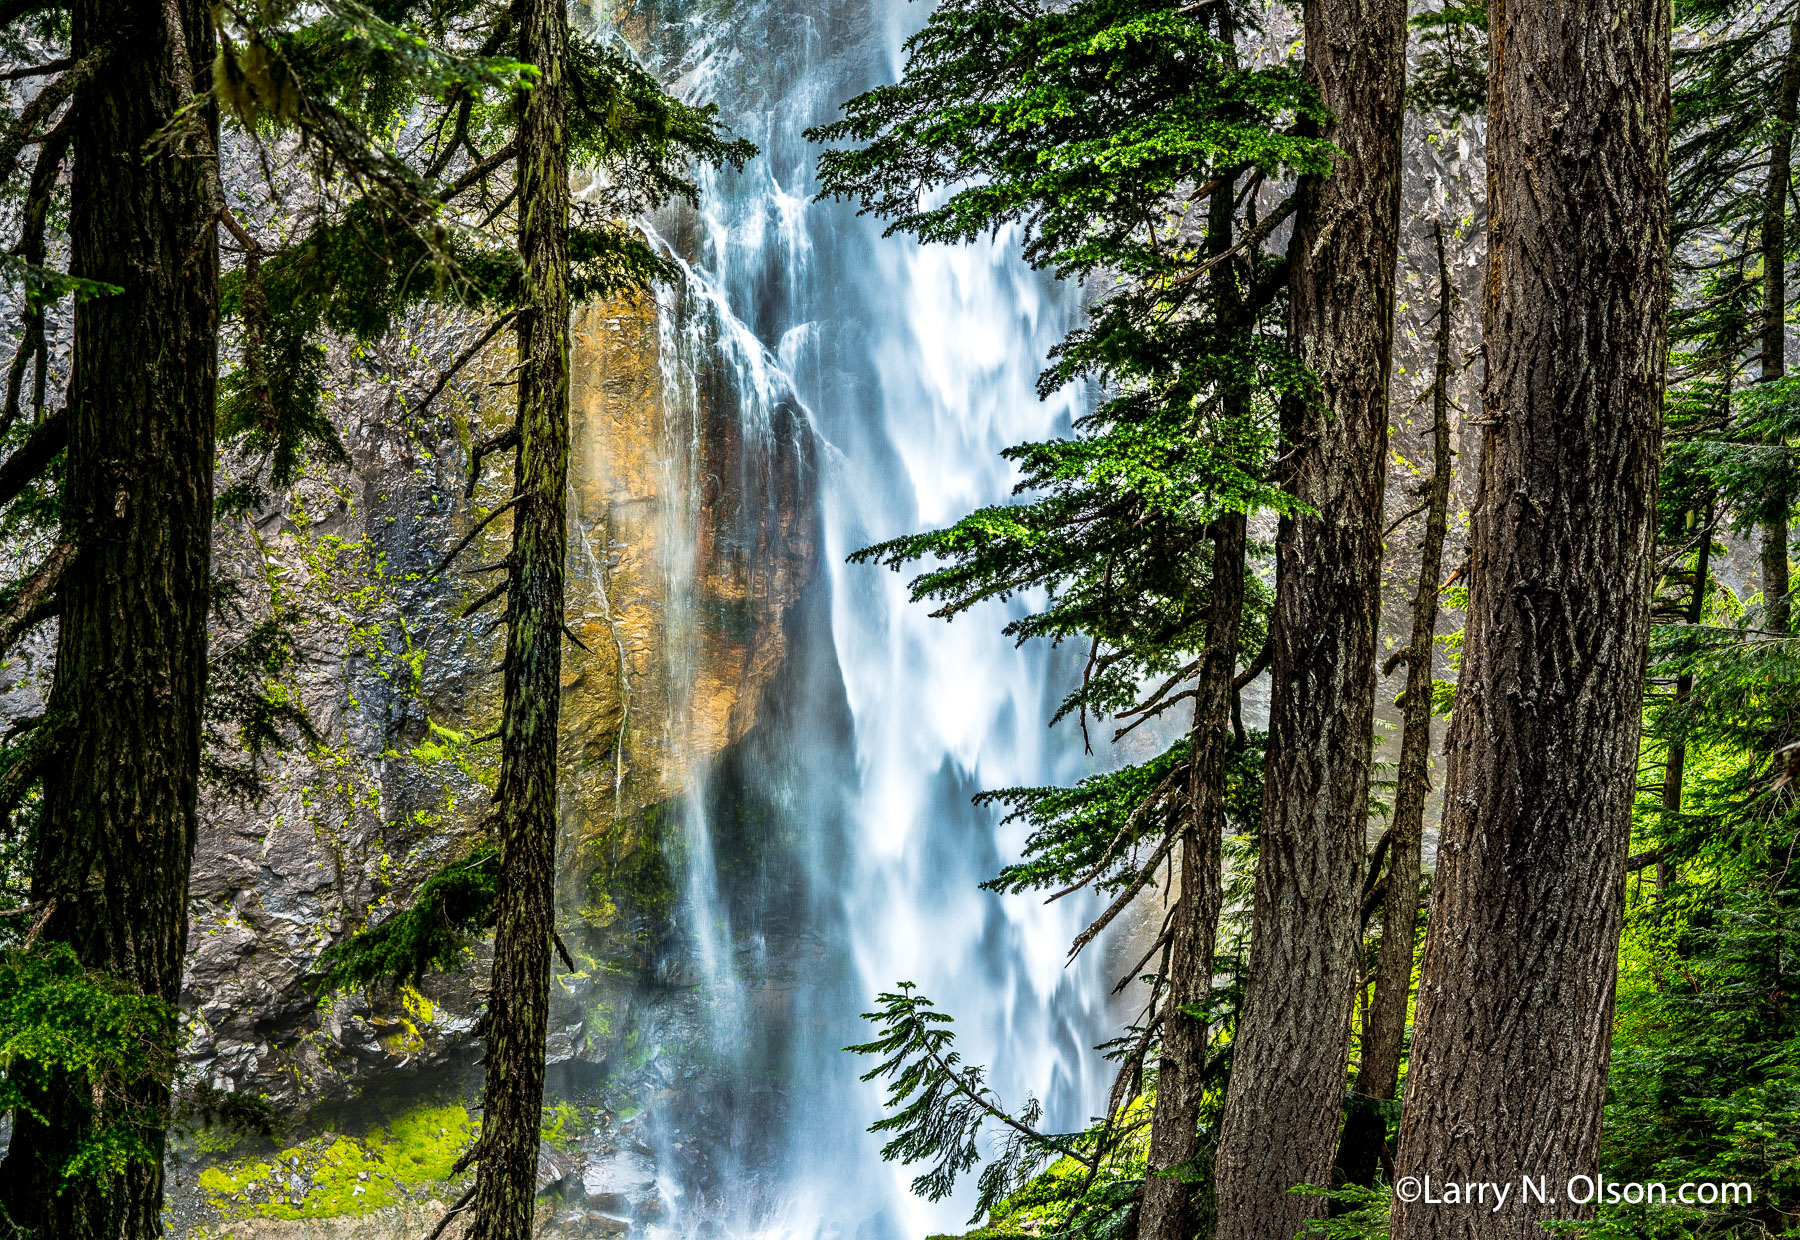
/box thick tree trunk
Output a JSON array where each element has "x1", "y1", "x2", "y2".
[
  {"x1": 1334, "y1": 223, "x2": 1456, "y2": 1193},
  {"x1": 0, "y1": 3, "x2": 218, "y2": 1237},
  {"x1": 1388, "y1": 2, "x2": 1670, "y2": 1236},
  {"x1": 1209, "y1": 2, "x2": 1406, "y2": 1237},
  {"x1": 466, "y1": 1, "x2": 571, "y2": 1237},
  {"x1": 1136, "y1": 511, "x2": 1245, "y2": 1240},
  {"x1": 1761, "y1": 20, "x2": 1799, "y2": 636}
]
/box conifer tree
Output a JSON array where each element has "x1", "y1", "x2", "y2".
[
  {"x1": 1667, "y1": 1, "x2": 1800, "y2": 632},
  {"x1": 0, "y1": 4, "x2": 219, "y2": 1236},
  {"x1": 1333, "y1": 221, "x2": 1457, "y2": 1193},
  {"x1": 1208, "y1": 2, "x2": 1407, "y2": 1235},
  {"x1": 294, "y1": 12, "x2": 747, "y2": 1238},
  {"x1": 1390, "y1": 4, "x2": 1671, "y2": 1238},
  {"x1": 815, "y1": 0, "x2": 1331, "y2": 1230},
  {"x1": 1593, "y1": 9, "x2": 1800, "y2": 1220},
  {"x1": 462, "y1": 0, "x2": 570, "y2": 1235}
]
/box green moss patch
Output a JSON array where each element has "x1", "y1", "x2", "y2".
[{"x1": 197, "y1": 1103, "x2": 475, "y2": 1221}]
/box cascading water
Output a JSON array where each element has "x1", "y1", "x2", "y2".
[{"x1": 604, "y1": 0, "x2": 1133, "y2": 1233}]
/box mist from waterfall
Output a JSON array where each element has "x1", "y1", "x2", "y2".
[{"x1": 608, "y1": 0, "x2": 1128, "y2": 1234}]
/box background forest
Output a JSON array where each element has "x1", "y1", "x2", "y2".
[{"x1": 0, "y1": 2, "x2": 1785, "y2": 1240}]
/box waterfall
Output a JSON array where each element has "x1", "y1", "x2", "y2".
[{"x1": 607, "y1": 0, "x2": 1122, "y2": 1233}]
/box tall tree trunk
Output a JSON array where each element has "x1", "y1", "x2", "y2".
[
  {"x1": 467, "y1": 0, "x2": 571, "y2": 1236},
  {"x1": 1659, "y1": 515, "x2": 1710, "y2": 896},
  {"x1": 1388, "y1": 1, "x2": 1670, "y2": 1236},
  {"x1": 1209, "y1": 2, "x2": 1407, "y2": 1236},
  {"x1": 1334, "y1": 222, "x2": 1457, "y2": 1193},
  {"x1": 0, "y1": 3, "x2": 218, "y2": 1237},
  {"x1": 1137, "y1": 127, "x2": 1255, "y2": 1240},
  {"x1": 1761, "y1": 19, "x2": 1800, "y2": 636},
  {"x1": 1136, "y1": 510, "x2": 1245, "y2": 1240}
]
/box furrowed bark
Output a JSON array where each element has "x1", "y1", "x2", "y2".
[
  {"x1": 1389, "y1": 1, "x2": 1670, "y2": 1235},
  {"x1": 465, "y1": 0, "x2": 570, "y2": 1236},
  {"x1": 1137, "y1": 121, "x2": 1254, "y2": 1240},
  {"x1": 0, "y1": 3, "x2": 218, "y2": 1237},
  {"x1": 1334, "y1": 222, "x2": 1456, "y2": 1192},
  {"x1": 1136, "y1": 510, "x2": 1245, "y2": 1240},
  {"x1": 1210, "y1": 1, "x2": 1407, "y2": 1235},
  {"x1": 1761, "y1": 18, "x2": 1800, "y2": 637}
]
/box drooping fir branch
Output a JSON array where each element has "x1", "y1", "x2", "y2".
[
  {"x1": 313, "y1": 844, "x2": 499, "y2": 993},
  {"x1": 851, "y1": 985, "x2": 1098, "y2": 1219}
]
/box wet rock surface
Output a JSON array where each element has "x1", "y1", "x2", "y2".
[{"x1": 158, "y1": 265, "x2": 822, "y2": 1236}]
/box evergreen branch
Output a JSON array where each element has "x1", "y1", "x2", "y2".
[
  {"x1": 851, "y1": 984, "x2": 1096, "y2": 1205},
  {"x1": 0, "y1": 408, "x2": 65, "y2": 510},
  {"x1": 431, "y1": 496, "x2": 520, "y2": 578},
  {"x1": 1044, "y1": 760, "x2": 1187, "y2": 904},
  {"x1": 0, "y1": 58, "x2": 70, "y2": 82},
  {"x1": 423, "y1": 1181, "x2": 477, "y2": 1240},
  {"x1": 1231, "y1": 634, "x2": 1273, "y2": 690},
  {"x1": 416, "y1": 310, "x2": 520, "y2": 420},
  {"x1": 0, "y1": 715, "x2": 53, "y2": 812},
  {"x1": 1167, "y1": 191, "x2": 1299, "y2": 287},
  {"x1": 442, "y1": 140, "x2": 520, "y2": 203},
  {"x1": 461, "y1": 580, "x2": 507, "y2": 618},
  {"x1": 467, "y1": 426, "x2": 520, "y2": 497},
  {"x1": 1114, "y1": 657, "x2": 1201, "y2": 723},
  {"x1": 0, "y1": 540, "x2": 68, "y2": 656},
  {"x1": 0, "y1": 49, "x2": 104, "y2": 193},
  {"x1": 1112, "y1": 907, "x2": 1176, "y2": 995},
  {"x1": 1067, "y1": 827, "x2": 1178, "y2": 962}
]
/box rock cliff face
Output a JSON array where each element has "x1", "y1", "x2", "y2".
[{"x1": 168, "y1": 271, "x2": 820, "y2": 1234}]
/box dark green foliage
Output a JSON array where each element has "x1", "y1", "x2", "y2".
[
  {"x1": 817, "y1": 0, "x2": 1320, "y2": 735},
  {"x1": 814, "y1": 0, "x2": 1308, "y2": 1224},
  {"x1": 1406, "y1": 3, "x2": 1486, "y2": 116},
  {"x1": 1606, "y1": 621, "x2": 1800, "y2": 1233},
  {"x1": 1601, "y1": 12, "x2": 1800, "y2": 1221},
  {"x1": 313, "y1": 845, "x2": 499, "y2": 993},
  {"x1": 979, "y1": 734, "x2": 1265, "y2": 899},
  {"x1": 850, "y1": 985, "x2": 1093, "y2": 1221},
  {"x1": 209, "y1": 6, "x2": 750, "y2": 494},
  {"x1": 202, "y1": 576, "x2": 322, "y2": 803},
  {"x1": 563, "y1": 32, "x2": 755, "y2": 212},
  {"x1": 1670, "y1": 0, "x2": 1800, "y2": 248}
]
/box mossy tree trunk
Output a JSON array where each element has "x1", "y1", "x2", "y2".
[
  {"x1": 1389, "y1": 0, "x2": 1670, "y2": 1234},
  {"x1": 1210, "y1": 0, "x2": 1407, "y2": 1235},
  {"x1": 0, "y1": 2, "x2": 218, "y2": 1236},
  {"x1": 466, "y1": 0, "x2": 571, "y2": 1236}
]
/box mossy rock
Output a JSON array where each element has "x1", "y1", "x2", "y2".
[{"x1": 197, "y1": 1104, "x2": 475, "y2": 1221}]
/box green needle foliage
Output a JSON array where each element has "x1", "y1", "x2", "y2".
[
  {"x1": 814, "y1": 0, "x2": 1321, "y2": 1224},
  {"x1": 210, "y1": 1, "x2": 751, "y2": 500},
  {"x1": 851, "y1": 985, "x2": 1094, "y2": 1222},
  {"x1": 297, "y1": 3, "x2": 750, "y2": 1007},
  {"x1": 313, "y1": 845, "x2": 500, "y2": 992},
  {"x1": 1407, "y1": 3, "x2": 1486, "y2": 115},
  {"x1": 1599, "y1": 7, "x2": 1800, "y2": 1233},
  {"x1": 978, "y1": 735, "x2": 1265, "y2": 902},
  {"x1": 814, "y1": 0, "x2": 1323, "y2": 734},
  {"x1": 0, "y1": 941, "x2": 175, "y2": 1190}
]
